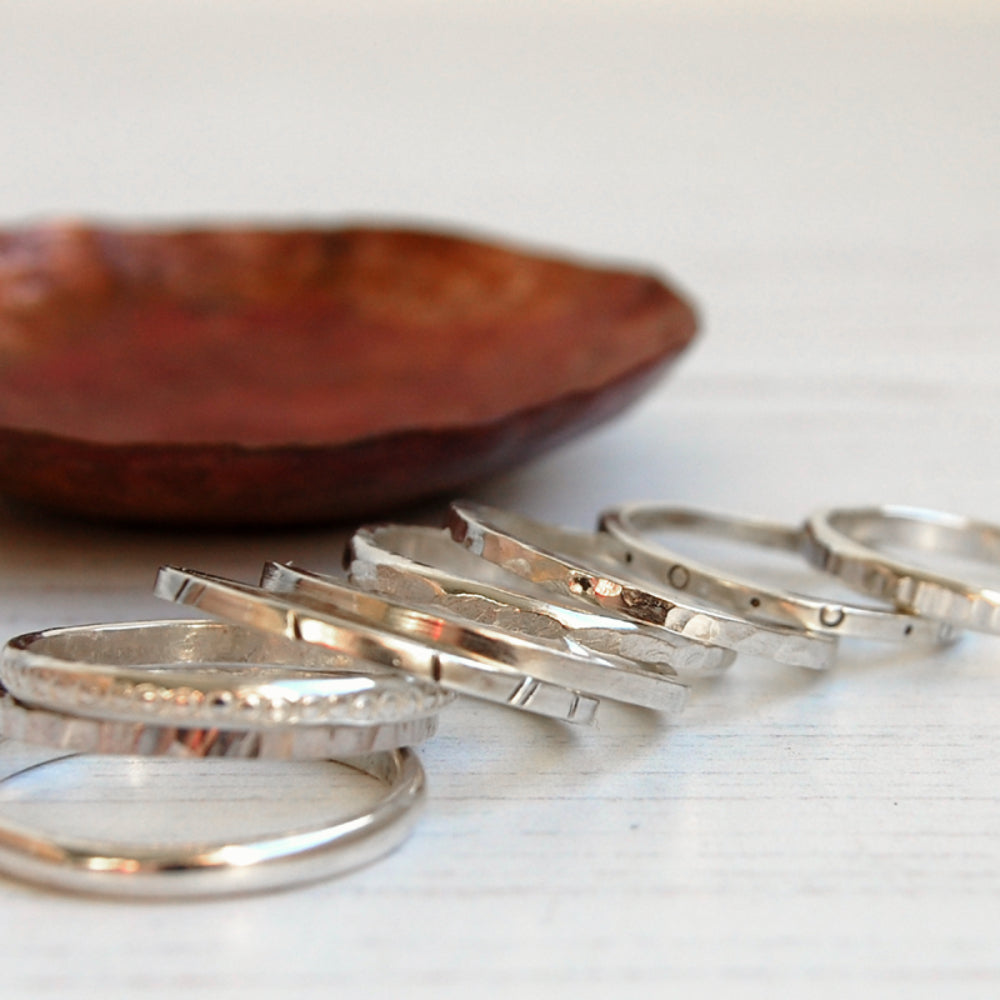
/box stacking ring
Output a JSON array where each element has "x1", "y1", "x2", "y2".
[
  {"x1": 599, "y1": 504, "x2": 955, "y2": 642},
  {"x1": 0, "y1": 680, "x2": 438, "y2": 757},
  {"x1": 258, "y1": 562, "x2": 689, "y2": 715},
  {"x1": 804, "y1": 505, "x2": 1000, "y2": 633},
  {"x1": 155, "y1": 566, "x2": 607, "y2": 724},
  {"x1": 0, "y1": 745, "x2": 425, "y2": 897},
  {"x1": 2, "y1": 620, "x2": 451, "y2": 729},
  {"x1": 348, "y1": 523, "x2": 736, "y2": 676},
  {"x1": 447, "y1": 501, "x2": 838, "y2": 670}
]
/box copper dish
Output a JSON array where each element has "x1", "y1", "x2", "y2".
[{"x1": 0, "y1": 223, "x2": 697, "y2": 525}]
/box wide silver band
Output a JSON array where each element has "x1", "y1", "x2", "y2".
[
  {"x1": 348, "y1": 524, "x2": 736, "y2": 676},
  {"x1": 599, "y1": 504, "x2": 955, "y2": 643},
  {"x1": 155, "y1": 567, "x2": 605, "y2": 724},
  {"x1": 0, "y1": 681, "x2": 438, "y2": 757},
  {"x1": 2, "y1": 620, "x2": 451, "y2": 728},
  {"x1": 447, "y1": 501, "x2": 838, "y2": 670},
  {"x1": 804, "y1": 505, "x2": 1000, "y2": 633},
  {"x1": 0, "y1": 745, "x2": 425, "y2": 897},
  {"x1": 259, "y1": 561, "x2": 689, "y2": 716}
]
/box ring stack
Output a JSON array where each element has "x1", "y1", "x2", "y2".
[{"x1": 1, "y1": 497, "x2": 997, "y2": 897}]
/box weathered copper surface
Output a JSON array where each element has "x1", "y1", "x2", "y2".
[{"x1": 0, "y1": 223, "x2": 697, "y2": 525}]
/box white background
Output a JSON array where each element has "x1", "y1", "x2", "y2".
[{"x1": 0, "y1": 1, "x2": 998, "y2": 996}]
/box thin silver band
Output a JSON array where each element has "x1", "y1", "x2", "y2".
[
  {"x1": 804, "y1": 505, "x2": 1000, "y2": 633},
  {"x1": 261, "y1": 560, "x2": 689, "y2": 714},
  {"x1": 2, "y1": 620, "x2": 451, "y2": 729},
  {"x1": 599, "y1": 504, "x2": 955, "y2": 642},
  {"x1": 348, "y1": 524, "x2": 736, "y2": 676},
  {"x1": 155, "y1": 567, "x2": 605, "y2": 724},
  {"x1": 0, "y1": 681, "x2": 438, "y2": 757},
  {"x1": 446, "y1": 501, "x2": 837, "y2": 670},
  {"x1": 0, "y1": 745, "x2": 424, "y2": 897}
]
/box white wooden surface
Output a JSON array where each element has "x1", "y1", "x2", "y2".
[{"x1": 0, "y1": 1, "x2": 998, "y2": 996}]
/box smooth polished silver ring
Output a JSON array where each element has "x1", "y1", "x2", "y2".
[
  {"x1": 2, "y1": 620, "x2": 452, "y2": 729},
  {"x1": 599, "y1": 504, "x2": 955, "y2": 643},
  {"x1": 155, "y1": 567, "x2": 607, "y2": 724},
  {"x1": 446, "y1": 501, "x2": 838, "y2": 670},
  {"x1": 258, "y1": 561, "x2": 689, "y2": 716},
  {"x1": 0, "y1": 744, "x2": 425, "y2": 897},
  {"x1": 804, "y1": 505, "x2": 1000, "y2": 633},
  {"x1": 348, "y1": 524, "x2": 736, "y2": 677},
  {"x1": 0, "y1": 680, "x2": 438, "y2": 757}
]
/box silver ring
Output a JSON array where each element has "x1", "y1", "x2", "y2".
[
  {"x1": 2, "y1": 619, "x2": 451, "y2": 730},
  {"x1": 804, "y1": 505, "x2": 1000, "y2": 633},
  {"x1": 600, "y1": 504, "x2": 955, "y2": 643},
  {"x1": 258, "y1": 561, "x2": 689, "y2": 716},
  {"x1": 2, "y1": 620, "x2": 450, "y2": 729},
  {"x1": 447, "y1": 501, "x2": 838, "y2": 670},
  {"x1": 155, "y1": 567, "x2": 606, "y2": 724},
  {"x1": 348, "y1": 524, "x2": 736, "y2": 677},
  {"x1": 0, "y1": 745, "x2": 425, "y2": 897},
  {"x1": 0, "y1": 680, "x2": 438, "y2": 757}
]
